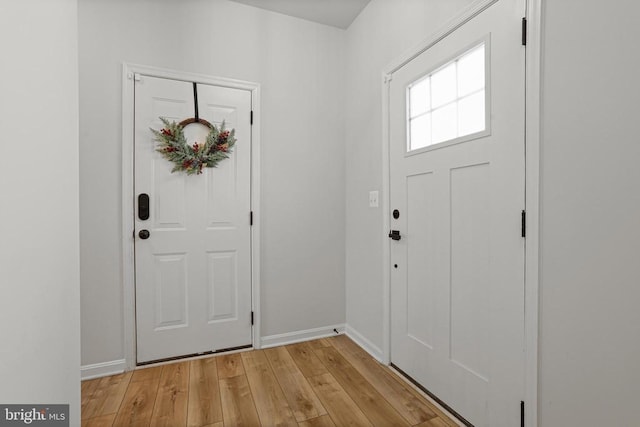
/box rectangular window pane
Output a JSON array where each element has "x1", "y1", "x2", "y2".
[
  {"x1": 406, "y1": 41, "x2": 487, "y2": 152},
  {"x1": 432, "y1": 103, "x2": 457, "y2": 144},
  {"x1": 409, "y1": 79, "x2": 430, "y2": 117},
  {"x1": 458, "y1": 90, "x2": 485, "y2": 136},
  {"x1": 410, "y1": 114, "x2": 432, "y2": 150},
  {"x1": 457, "y1": 44, "x2": 485, "y2": 97},
  {"x1": 431, "y1": 62, "x2": 457, "y2": 108}
]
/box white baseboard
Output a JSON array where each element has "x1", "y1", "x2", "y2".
[
  {"x1": 345, "y1": 325, "x2": 384, "y2": 362},
  {"x1": 81, "y1": 359, "x2": 127, "y2": 380},
  {"x1": 260, "y1": 324, "x2": 345, "y2": 349}
]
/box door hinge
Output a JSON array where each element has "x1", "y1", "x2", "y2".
[
  {"x1": 250, "y1": 211, "x2": 253, "y2": 226},
  {"x1": 251, "y1": 311, "x2": 254, "y2": 325},
  {"x1": 521, "y1": 401, "x2": 525, "y2": 427},
  {"x1": 250, "y1": 110, "x2": 254, "y2": 125},
  {"x1": 521, "y1": 17, "x2": 527, "y2": 46},
  {"x1": 521, "y1": 210, "x2": 526, "y2": 238}
]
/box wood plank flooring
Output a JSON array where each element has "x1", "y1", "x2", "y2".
[{"x1": 81, "y1": 336, "x2": 457, "y2": 427}]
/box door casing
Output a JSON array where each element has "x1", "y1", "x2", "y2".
[
  {"x1": 381, "y1": 1, "x2": 542, "y2": 426},
  {"x1": 121, "y1": 63, "x2": 262, "y2": 369}
]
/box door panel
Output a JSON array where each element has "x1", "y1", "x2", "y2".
[
  {"x1": 406, "y1": 172, "x2": 437, "y2": 349},
  {"x1": 389, "y1": 1, "x2": 525, "y2": 425},
  {"x1": 449, "y1": 162, "x2": 490, "y2": 380},
  {"x1": 153, "y1": 165, "x2": 188, "y2": 229},
  {"x1": 153, "y1": 253, "x2": 188, "y2": 329},
  {"x1": 207, "y1": 251, "x2": 237, "y2": 321},
  {"x1": 134, "y1": 76, "x2": 252, "y2": 363}
]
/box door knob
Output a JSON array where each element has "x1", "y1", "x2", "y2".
[
  {"x1": 388, "y1": 230, "x2": 401, "y2": 241},
  {"x1": 138, "y1": 229, "x2": 150, "y2": 239}
]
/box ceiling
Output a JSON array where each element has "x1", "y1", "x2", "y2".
[{"x1": 228, "y1": 0, "x2": 371, "y2": 29}]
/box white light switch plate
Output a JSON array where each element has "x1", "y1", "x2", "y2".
[{"x1": 369, "y1": 191, "x2": 379, "y2": 208}]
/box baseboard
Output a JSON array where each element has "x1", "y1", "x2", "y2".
[
  {"x1": 260, "y1": 324, "x2": 345, "y2": 349},
  {"x1": 81, "y1": 359, "x2": 127, "y2": 380},
  {"x1": 345, "y1": 325, "x2": 384, "y2": 362}
]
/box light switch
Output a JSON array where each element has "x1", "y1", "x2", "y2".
[{"x1": 369, "y1": 191, "x2": 379, "y2": 208}]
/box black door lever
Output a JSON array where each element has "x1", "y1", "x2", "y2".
[{"x1": 388, "y1": 230, "x2": 401, "y2": 241}]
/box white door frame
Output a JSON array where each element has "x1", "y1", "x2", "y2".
[
  {"x1": 380, "y1": 1, "x2": 541, "y2": 426},
  {"x1": 121, "y1": 63, "x2": 262, "y2": 369}
]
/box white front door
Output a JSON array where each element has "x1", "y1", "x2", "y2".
[
  {"x1": 389, "y1": 1, "x2": 525, "y2": 425},
  {"x1": 134, "y1": 75, "x2": 253, "y2": 364}
]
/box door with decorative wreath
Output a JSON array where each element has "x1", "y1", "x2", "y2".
[{"x1": 134, "y1": 75, "x2": 253, "y2": 363}]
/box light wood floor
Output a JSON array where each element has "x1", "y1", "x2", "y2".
[{"x1": 81, "y1": 335, "x2": 457, "y2": 426}]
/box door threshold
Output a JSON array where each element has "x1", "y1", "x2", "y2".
[
  {"x1": 390, "y1": 363, "x2": 473, "y2": 427},
  {"x1": 136, "y1": 344, "x2": 253, "y2": 368}
]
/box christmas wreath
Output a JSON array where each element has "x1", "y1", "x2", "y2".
[{"x1": 151, "y1": 117, "x2": 236, "y2": 175}]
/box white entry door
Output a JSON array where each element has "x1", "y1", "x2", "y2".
[
  {"x1": 389, "y1": 1, "x2": 525, "y2": 425},
  {"x1": 134, "y1": 75, "x2": 252, "y2": 364}
]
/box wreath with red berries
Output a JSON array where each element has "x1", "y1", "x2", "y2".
[{"x1": 151, "y1": 117, "x2": 236, "y2": 175}]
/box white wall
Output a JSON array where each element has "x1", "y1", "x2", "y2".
[
  {"x1": 78, "y1": 0, "x2": 345, "y2": 366},
  {"x1": 344, "y1": 0, "x2": 474, "y2": 355},
  {"x1": 0, "y1": 0, "x2": 81, "y2": 422},
  {"x1": 538, "y1": 1, "x2": 640, "y2": 424}
]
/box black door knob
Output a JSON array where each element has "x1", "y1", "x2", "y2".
[{"x1": 138, "y1": 229, "x2": 150, "y2": 239}]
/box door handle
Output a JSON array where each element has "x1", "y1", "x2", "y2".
[
  {"x1": 388, "y1": 230, "x2": 401, "y2": 241},
  {"x1": 138, "y1": 229, "x2": 150, "y2": 240}
]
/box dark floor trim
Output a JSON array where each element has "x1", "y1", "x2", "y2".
[
  {"x1": 390, "y1": 363, "x2": 474, "y2": 427},
  {"x1": 137, "y1": 344, "x2": 253, "y2": 367}
]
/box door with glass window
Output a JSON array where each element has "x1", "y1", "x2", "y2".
[{"x1": 389, "y1": 0, "x2": 525, "y2": 425}]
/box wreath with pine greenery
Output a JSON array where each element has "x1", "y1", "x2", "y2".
[{"x1": 151, "y1": 117, "x2": 236, "y2": 175}]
